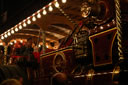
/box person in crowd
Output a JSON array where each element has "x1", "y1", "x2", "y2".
[
  {"x1": 0, "y1": 46, "x2": 4, "y2": 64},
  {"x1": 33, "y1": 45, "x2": 40, "y2": 64},
  {"x1": 13, "y1": 76, "x2": 23, "y2": 85},
  {"x1": 18, "y1": 38, "x2": 39, "y2": 81},
  {"x1": 51, "y1": 72, "x2": 67, "y2": 85},
  {"x1": 10, "y1": 41, "x2": 23, "y2": 64},
  {"x1": 19, "y1": 37, "x2": 38, "y2": 68},
  {"x1": 20, "y1": 38, "x2": 33, "y2": 59},
  {"x1": 0, "y1": 51, "x2": 3, "y2": 64},
  {"x1": 0, "y1": 79, "x2": 22, "y2": 85}
]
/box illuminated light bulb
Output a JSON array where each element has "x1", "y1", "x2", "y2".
[
  {"x1": 32, "y1": 16, "x2": 36, "y2": 21},
  {"x1": 19, "y1": 22, "x2": 21, "y2": 25},
  {"x1": 4, "y1": 34, "x2": 7, "y2": 38},
  {"x1": 20, "y1": 40, "x2": 23, "y2": 43},
  {"x1": 27, "y1": 17, "x2": 31, "y2": 24},
  {"x1": 10, "y1": 42, "x2": 13, "y2": 45},
  {"x1": 43, "y1": 7, "x2": 46, "y2": 9},
  {"x1": 37, "y1": 13, "x2": 41, "y2": 18},
  {"x1": 112, "y1": 19, "x2": 115, "y2": 24},
  {"x1": 23, "y1": 22, "x2": 27, "y2": 27},
  {"x1": 19, "y1": 25, "x2": 22, "y2": 29},
  {"x1": 43, "y1": 9, "x2": 47, "y2": 15},
  {"x1": 49, "y1": 6, "x2": 53, "y2": 12},
  {"x1": 15, "y1": 27, "x2": 18, "y2": 32},
  {"x1": 87, "y1": 73, "x2": 92, "y2": 77},
  {"x1": 8, "y1": 30, "x2": 10, "y2": 32},
  {"x1": 49, "y1": 3, "x2": 52, "y2": 6},
  {"x1": 8, "y1": 32, "x2": 11, "y2": 36},
  {"x1": 11, "y1": 30, "x2": 15, "y2": 34},
  {"x1": 27, "y1": 19, "x2": 31, "y2": 24},
  {"x1": 100, "y1": 26, "x2": 104, "y2": 29},
  {"x1": 62, "y1": 0, "x2": 67, "y2": 3},
  {"x1": 114, "y1": 70, "x2": 120, "y2": 74},
  {"x1": 38, "y1": 44, "x2": 41, "y2": 47},
  {"x1": 55, "y1": 1, "x2": 59, "y2": 8},
  {"x1": 1, "y1": 36, "x2": 4, "y2": 40},
  {"x1": 107, "y1": 24, "x2": 110, "y2": 27},
  {"x1": 94, "y1": 26, "x2": 97, "y2": 29},
  {"x1": 113, "y1": 66, "x2": 120, "y2": 74},
  {"x1": 46, "y1": 45, "x2": 49, "y2": 48},
  {"x1": 0, "y1": 42, "x2": 3, "y2": 45},
  {"x1": 14, "y1": 40, "x2": 17, "y2": 43}
]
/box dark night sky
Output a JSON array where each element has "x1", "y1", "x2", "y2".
[
  {"x1": 0, "y1": 0, "x2": 36, "y2": 23},
  {"x1": 3, "y1": 0, "x2": 35, "y2": 17},
  {"x1": 0, "y1": 0, "x2": 52, "y2": 34}
]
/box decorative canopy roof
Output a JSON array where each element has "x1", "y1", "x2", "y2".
[{"x1": 0, "y1": 0, "x2": 128, "y2": 46}]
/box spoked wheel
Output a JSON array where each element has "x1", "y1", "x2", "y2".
[{"x1": 53, "y1": 52, "x2": 66, "y2": 72}]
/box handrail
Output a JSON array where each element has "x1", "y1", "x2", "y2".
[{"x1": 40, "y1": 46, "x2": 73, "y2": 57}]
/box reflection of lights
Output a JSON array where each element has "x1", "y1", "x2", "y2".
[
  {"x1": 49, "y1": 6, "x2": 53, "y2": 12},
  {"x1": 86, "y1": 69, "x2": 94, "y2": 80},
  {"x1": 37, "y1": 13, "x2": 41, "y2": 18},
  {"x1": 43, "y1": 9, "x2": 47, "y2": 15},
  {"x1": 113, "y1": 66, "x2": 120, "y2": 74},
  {"x1": 62, "y1": 0, "x2": 67, "y2": 3},
  {"x1": 81, "y1": 2, "x2": 91, "y2": 18},
  {"x1": 55, "y1": 1, "x2": 59, "y2": 8}
]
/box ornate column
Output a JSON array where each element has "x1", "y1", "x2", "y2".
[
  {"x1": 42, "y1": 30, "x2": 46, "y2": 54},
  {"x1": 4, "y1": 45, "x2": 7, "y2": 65},
  {"x1": 115, "y1": 0, "x2": 124, "y2": 60}
]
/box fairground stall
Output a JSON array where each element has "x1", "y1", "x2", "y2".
[{"x1": 0, "y1": 0, "x2": 128, "y2": 85}]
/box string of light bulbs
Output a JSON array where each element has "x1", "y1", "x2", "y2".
[
  {"x1": 0, "y1": 0, "x2": 67, "y2": 40},
  {"x1": 58, "y1": 7, "x2": 77, "y2": 25}
]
